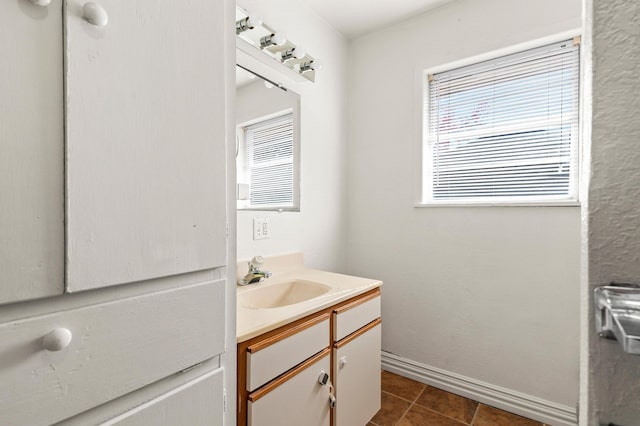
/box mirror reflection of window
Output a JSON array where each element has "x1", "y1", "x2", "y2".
[
  {"x1": 241, "y1": 113, "x2": 294, "y2": 208},
  {"x1": 235, "y1": 66, "x2": 300, "y2": 211}
]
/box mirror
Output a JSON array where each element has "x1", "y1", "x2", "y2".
[{"x1": 236, "y1": 65, "x2": 301, "y2": 211}]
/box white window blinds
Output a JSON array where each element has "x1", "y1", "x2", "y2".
[
  {"x1": 425, "y1": 39, "x2": 580, "y2": 203},
  {"x1": 244, "y1": 113, "x2": 295, "y2": 208}
]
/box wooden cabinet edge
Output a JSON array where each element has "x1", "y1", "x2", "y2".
[
  {"x1": 333, "y1": 318, "x2": 382, "y2": 349},
  {"x1": 247, "y1": 348, "x2": 331, "y2": 403},
  {"x1": 247, "y1": 312, "x2": 331, "y2": 354},
  {"x1": 332, "y1": 288, "x2": 380, "y2": 315}
]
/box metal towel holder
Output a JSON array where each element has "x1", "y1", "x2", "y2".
[{"x1": 595, "y1": 283, "x2": 640, "y2": 354}]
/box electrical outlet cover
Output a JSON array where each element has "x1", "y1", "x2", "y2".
[{"x1": 253, "y1": 218, "x2": 269, "y2": 240}]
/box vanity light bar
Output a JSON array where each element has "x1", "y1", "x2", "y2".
[{"x1": 235, "y1": 6, "x2": 320, "y2": 83}]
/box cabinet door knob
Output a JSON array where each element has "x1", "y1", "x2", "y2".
[
  {"x1": 83, "y1": 2, "x2": 108, "y2": 27},
  {"x1": 318, "y1": 371, "x2": 329, "y2": 386},
  {"x1": 28, "y1": 0, "x2": 51, "y2": 6},
  {"x1": 339, "y1": 356, "x2": 348, "y2": 368},
  {"x1": 42, "y1": 328, "x2": 73, "y2": 351}
]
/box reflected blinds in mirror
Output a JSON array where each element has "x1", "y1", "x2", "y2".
[{"x1": 245, "y1": 113, "x2": 294, "y2": 207}]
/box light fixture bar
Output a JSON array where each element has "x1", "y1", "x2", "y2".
[{"x1": 236, "y1": 6, "x2": 320, "y2": 83}]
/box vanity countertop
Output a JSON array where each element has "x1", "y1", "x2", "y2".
[{"x1": 236, "y1": 253, "x2": 382, "y2": 343}]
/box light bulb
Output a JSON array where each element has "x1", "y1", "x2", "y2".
[
  {"x1": 271, "y1": 32, "x2": 286, "y2": 46},
  {"x1": 293, "y1": 47, "x2": 307, "y2": 59},
  {"x1": 245, "y1": 15, "x2": 262, "y2": 28}
]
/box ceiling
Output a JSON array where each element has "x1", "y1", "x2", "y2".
[{"x1": 298, "y1": 0, "x2": 454, "y2": 39}]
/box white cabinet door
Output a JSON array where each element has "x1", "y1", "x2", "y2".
[
  {"x1": 0, "y1": 0, "x2": 64, "y2": 304},
  {"x1": 102, "y1": 369, "x2": 224, "y2": 426},
  {"x1": 334, "y1": 321, "x2": 381, "y2": 426},
  {"x1": 248, "y1": 350, "x2": 331, "y2": 426},
  {"x1": 64, "y1": 0, "x2": 227, "y2": 291}
]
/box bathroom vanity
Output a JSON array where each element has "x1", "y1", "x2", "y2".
[{"x1": 237, "y1": 254, "x2": 382, "y2": 426}]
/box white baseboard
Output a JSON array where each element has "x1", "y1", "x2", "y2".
[{"x1": 381, "y1": 351, "x2": 577, "y2": 426}]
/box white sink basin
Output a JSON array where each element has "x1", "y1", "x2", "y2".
[{"x1": 239, "y1": 280, "x2": 331, "y2": 309}]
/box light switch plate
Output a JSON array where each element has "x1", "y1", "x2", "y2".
[
  {"x1": 237, "y1": 183, "x2": 250, "y2": 200},
  {"x1": 253, "y1": 218, "x2": 269, "y2": 240}
]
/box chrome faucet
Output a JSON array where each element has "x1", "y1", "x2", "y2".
[{"x1": 238, "y1": 256, "x2": 272, "y2": 286}]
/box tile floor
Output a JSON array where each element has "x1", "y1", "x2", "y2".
[{"x1": 368, "y1": 371, "x2": 549, "y2": 426}]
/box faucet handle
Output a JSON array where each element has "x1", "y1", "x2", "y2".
[{"x1": 249, "y1": 256, "x2": 265, "y2": 270}]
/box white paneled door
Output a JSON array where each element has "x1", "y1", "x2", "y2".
[
  {"x1": 65, "y1": 0, "x2": 227, "y2": 291},
  {"x1": 0, "y1": 0, "x2": 64, "y2": 305}
]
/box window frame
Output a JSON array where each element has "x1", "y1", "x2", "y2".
[
  {"x1": 416, "y1": 34, "x2": 582, "y2": 208},
  {"x1": 237, "y1": 108, "x2": 301, "y2": 212}
]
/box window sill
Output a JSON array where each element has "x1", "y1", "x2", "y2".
[
  {"x1": 414, "y1": 200, "x2": 581, "y2": 208},
  {"x1": 237, "y1": 207, "x2": 300, "y2": 213}
]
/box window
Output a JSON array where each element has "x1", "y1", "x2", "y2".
[
  {"x1": 422, "y1": 39, "x2": 580, "y2": 205},
  {"x1": 238, "y1": 112, "x2": 298, "y2": 210}
]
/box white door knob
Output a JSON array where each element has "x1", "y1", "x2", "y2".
[
  {"x1": 83, "y1": 2, "x2": 108, "y2": 27},
  {"x1": 339, "y1": 356, "x2": 348, "y2": 368},
  {"x1": 42, "y1": 328, "x2": 73, "y2": 351},
  {"x1": 28, "y1": 0, "x2": 51, "y2": 6}
]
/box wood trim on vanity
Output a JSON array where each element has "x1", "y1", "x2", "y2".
[
  {"x1": 237, "y1": 339, "x2": 249, "y2": 426},
  {"x1": 237, "y1": 287, "x2": 382, "y2": 426},
  {"x1": 247, "y1": 312, "x2": 331, "y2": 354},
  {"x1": 332, "y1": 288, "x2": 380, "y2": 314},
  {"x1": 247, "y1": 348, "x2": 331, "y2": 403},
  {"x1": 238, "y1": 308, "x2": 333, "y2": 426},
  {"x1": 329, "y1": 307, "x2": 337, "y2": 426},
  {"x1": 333, "y1": 318, "x2": 382, "y2": 349}
]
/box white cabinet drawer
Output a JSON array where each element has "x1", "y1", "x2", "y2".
[
  {"x1": 247, "y1": 313, "x2": 330, "y2": 392},
  {"x1": 0, "y1": 280, "x2": 225, "y2": 426},
  {"x1": 333, "y1": 290, "x2": 381, "y2": 341},
  {"x1": 248, "y1": 349, "x2": 331, "y2": 426},
  {"x1": 333, "y1": 321, "x2": 381, "y2": 426},
  {"x1": 102, "y1": 368, "x2": 224, "y2": 426}
]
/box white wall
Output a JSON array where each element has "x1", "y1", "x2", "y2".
[
  {"x1": 236, "y1": 79, "x2": 298, "y2": 127},
  {"x1": 583, "y1": 1, "x2": 640, "y2": 424},
  {"x1": 236, "y1": 0, "x2": 349, "y2": 272},
  {"x1": 347, "y1": 0, "x2": 582, "y2": 416}
]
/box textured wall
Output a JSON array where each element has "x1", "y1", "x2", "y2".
[
  {"x1": 347, "y1": 0, "x2": 582, "y2": 416},
  {"x1": 586, "y1": 0, "x2": 640, "y2": 424}
]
